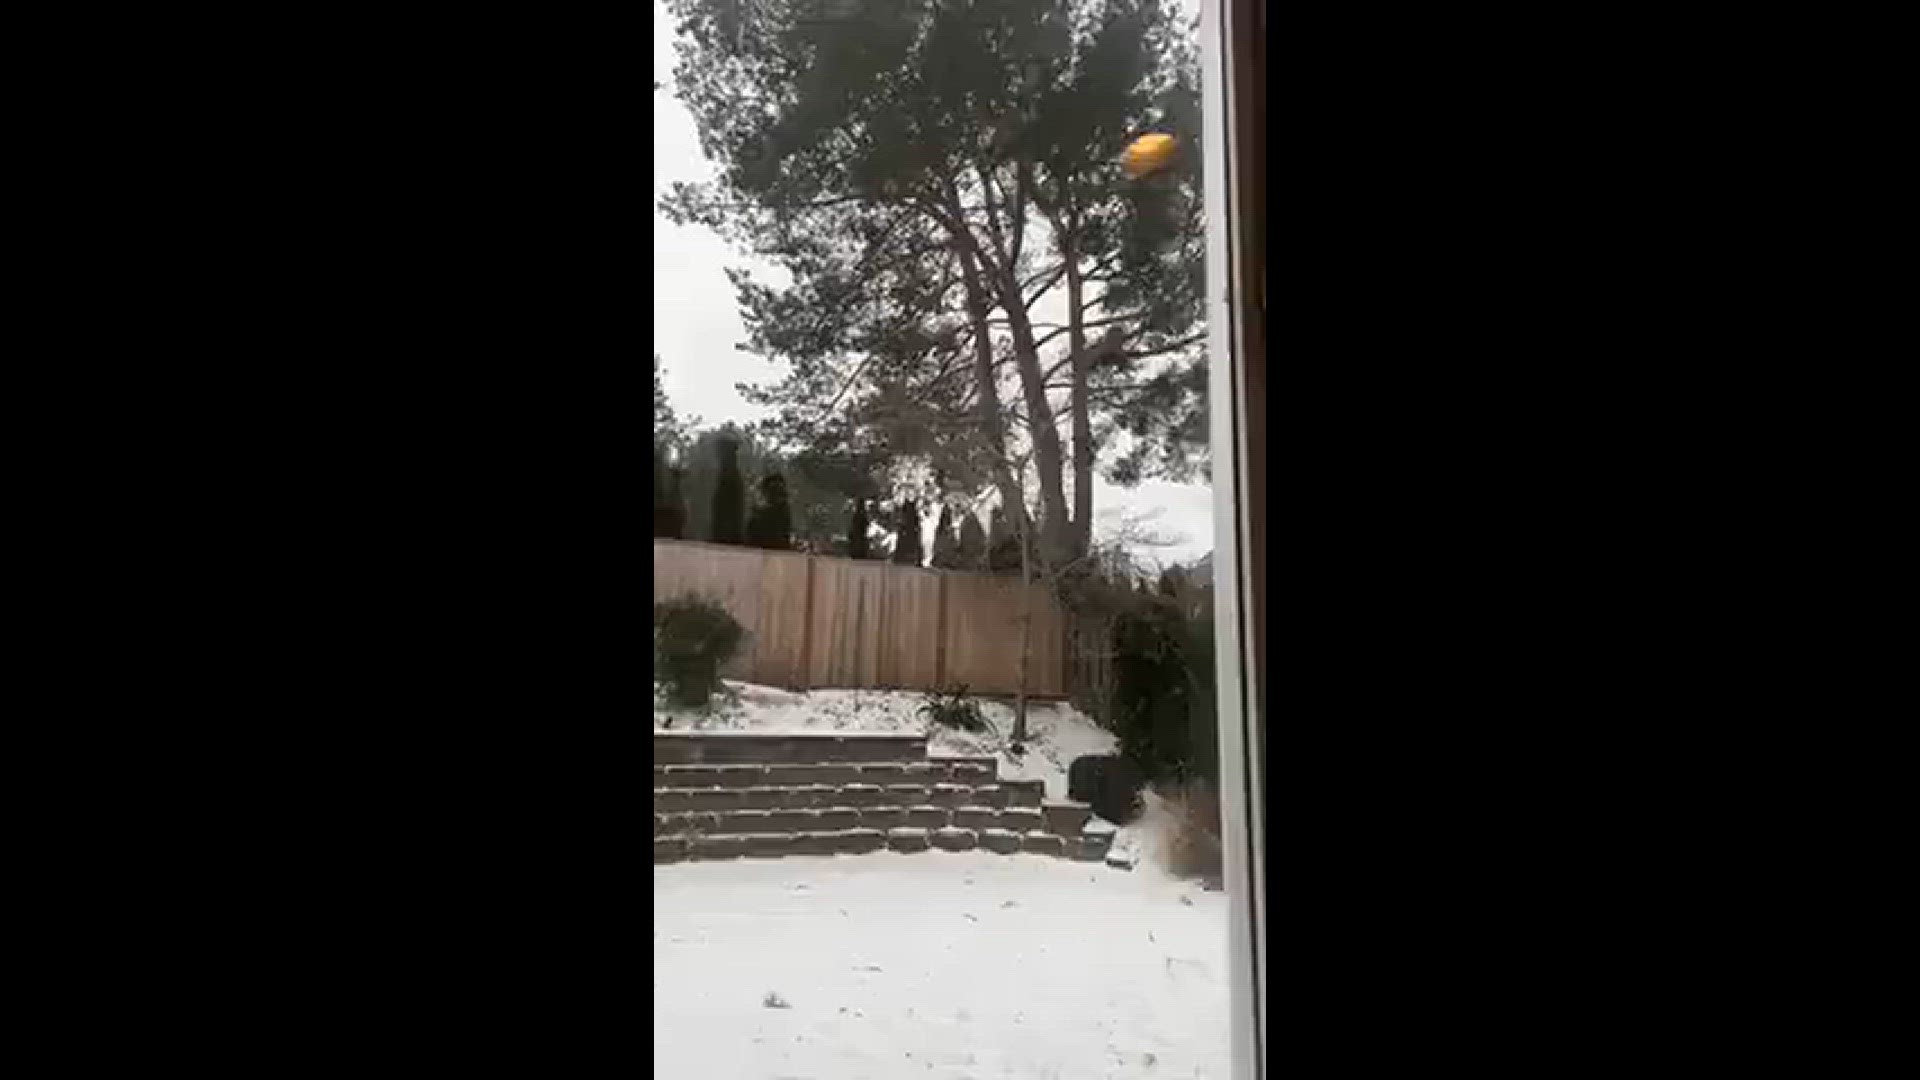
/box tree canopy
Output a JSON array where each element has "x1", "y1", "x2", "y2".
[{"x1": 664, "y1": 0, "x2": 1208, "y2": 573}]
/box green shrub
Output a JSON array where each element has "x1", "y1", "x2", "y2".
[
  {"x1": 1109, "y1": 594, "x2": 1217, "y2": 787},
  {"x1": 917, "y1": 684, "x2": 989, "y2": 733},
  {"x1": 653, "y1": 593, "x2": 748, "y2": 709}
]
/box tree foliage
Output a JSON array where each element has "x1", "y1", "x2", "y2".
[
  {"x1": 892, "y1": 499, "x2": 924, "y2": 567},
  {"x1": 653, "y1": 354, "x2": 693, "y2": 453},
  {"x1": 664, "y1": 0, "x2": 1208, "y2": 573},
  {"x1": 654, "y1": 355, "x2": 692, "y2": 540},
  {"x1": 1109, "y1": 586, "x2": 1215, "y2": 786},
  {"x1": 710, "y1": 433, "x2": 747, "y2": 544},
  {"x1": 929, "y1": 503, "x2": 960, "y2": 569},
  {"x1": 746, "y1": 472, "x2": 794, "y2": 550},
  {"x1": 848, "y1": 496, "x2": 871, "y2": 560},
  {"x1": 654, "y1": 454, "x2": 688, "y2": 539},
  {"x1": 956, "y1": 509, "x2": 987, "y2": 569}
]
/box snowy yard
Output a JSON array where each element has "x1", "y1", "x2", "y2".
[
  {"x1": 654, "y1": 681, "x2": 1229, "y2": 1075},
  {"x1": 654, "y1": 851, "x2": 1231, "y2": 1079}
]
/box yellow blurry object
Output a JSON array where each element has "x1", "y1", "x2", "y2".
[{"x1": 1121, "y1": 133, "x2": 1177, "y2": 178}]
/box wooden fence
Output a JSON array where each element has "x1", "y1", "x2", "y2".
[{"x1": 653, "y1": 539, "x2": 1068, "y2": 696}]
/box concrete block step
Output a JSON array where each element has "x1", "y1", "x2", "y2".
[
  {"x1": 653, "y1": 785, "x2": 838, "y2": 812},
  {"x1": 1072, "y1": 832, "x2": 1113, "y2": 862},
  {"x1": 658, "y1": 828, "x2": 887, "y2": 860},
  {"x1": 935, "y1": 756, "x2": 1001, "y2": 782},
  {"x1": 886, "y1": 827, "x2": 931, "y2": 853},
  {"x1": 979, "y1": 828, "x2": 1022, "y2": 854},
  {"x1": 1075, "y1": 820, "x2": 1117, "y2": 862},
  {"x1": 654, "y1": 731, "x2": 928, "y2": 765},
  {"x1": 998, "y1": 779, "x2": 1045, "y2": 807},
  {"x1": 655, "y1": 782, "x2": 1020, "y2": 814},
  {"x1": 1041, "y1": 801, "x2": 1093, "y2": 835},
  {"x1": 657, "y1": 803, "x2": 1063, "y2": 837},
  {"x1": 930, "y1": 826, "x2": 977, "y2": 851},
  {"x1": 654, "y1": 826, "x2": 1099, "y2": 863},
  {"x1": 952, "y1": 805, "x2": 1042, "y2": 831},
  {"x1": 654, "y1": 758, "x2": 1001, "y2": 790},
  {"x1": 1020, "y1": 831, "x2": 1066, "y2": 856}
]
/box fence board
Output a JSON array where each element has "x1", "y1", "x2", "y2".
[
  {"x1": 940, "y1": 575, "x2": 1068, "y2": 697},
  {"x1": 754, "y1": 551, "x2": 812, "y2": 687},
  {"x1": 880, "y1": 566, "x2": 944, "y2": 689},
  {"x1": 653, "y1": 539, "x2": 1067, "y2": 696}
]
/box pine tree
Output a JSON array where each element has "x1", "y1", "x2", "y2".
[
  {"x1": 655, "y1": 460, "x2": 688, "y2": 540},
  {"x1": 986, "y1": 504, "x2": 1023, "y2": 573},
  {"x1": 956, "y1": 511, "x2": 987, "y2": 570},
  {"x1": 653, "y1": 354, "x2": 690, "y2": 452},
  {"x1": 746, "y1": 473, "x2": 794, "y2": 551},
  {"x1": 929, "y1": 504, "x2": 960, "y2": 569},
  {"x1": 666, "y1": 0, "x2": 1210, "y2": 568},
  {"x1": 848, "y1": 497, "x2": 870, "y2": 560},
  {"x1": 892, "y1": 500, "x2": 924, "y2": 567},
  {"x1": 710, "y1": 434, "x2": 746, "y2": 545},
  {"x1": 665, "y1": 467, "x2": 687, "y2": 539},
  {"x1": 653, "y1": 448, "x2": 675, "y2": 538}
]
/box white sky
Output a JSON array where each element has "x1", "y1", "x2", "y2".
[{"x1": 652, "y1": 0, "x2": 1213, "y2": 568}]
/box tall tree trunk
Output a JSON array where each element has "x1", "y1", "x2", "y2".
[
  {"x1": 1062, "y1": 219, "x2": 1094, "y2": 558},
  {"x1": 954, "y1": 240, "x2": 1031, "y2": 538},
  {"x1": 930, "y1": 181, "x2": 1072, "y2": 569},
  {"x1": 987, "y1": 266, "x2": 1073, "y2": 568}
]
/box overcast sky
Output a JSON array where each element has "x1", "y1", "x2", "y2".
[{"x1": 652, "y1": 0, "x2": 1214, "y2": 568}]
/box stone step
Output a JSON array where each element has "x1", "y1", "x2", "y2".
[
  {"x1": 654, "y1": 782, "x2": 1067, "y2": 815},
  {"x1": 653, "y1": 780, "x2": 1013, "y2": 810},
  {"x1": 654, "y1": 826, "x2": 1103, "y2": 863},
  {"x1": 654, "y1": 758, "x2": 998, "y2": 790},
  {"x1": 1041, "y1": 801, "x2": 1093, "y2": 835},
  {"x1": 656, "y1": 803, "x2": 1054, "y2": 837},
  {"x1": 998, "y1": 779, "x2": 1045, "y2": 807},
  {"x1": 1074, "y1": 824, "x2": 1115, "y2": 862},
  {"x1": 654, "y1": 731, "x2": 928, "y2": 765}
]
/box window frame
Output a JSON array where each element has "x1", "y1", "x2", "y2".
[{"x1": 1201, "y1": 0, "x2": 1267, "y2": 1076}]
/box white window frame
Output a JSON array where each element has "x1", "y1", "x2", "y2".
[{"x1": 1202, "y1": 1, "x2": 1266, "y2": 1077}]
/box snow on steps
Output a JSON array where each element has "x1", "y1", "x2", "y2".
[
  {"x1": 654, "y1": 731, "x2": 927, "y2": 765},
  {"x1": 653, "y1": 732, "x2": 1111, "y2": 865}
]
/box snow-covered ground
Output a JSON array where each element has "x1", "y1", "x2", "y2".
[
  {"x1": 655, "y1": 681, "x2": 1119, "y2": 803},
  {"x1": 654, "y1": 851, "x2": 1231, "y2": 1079}
]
